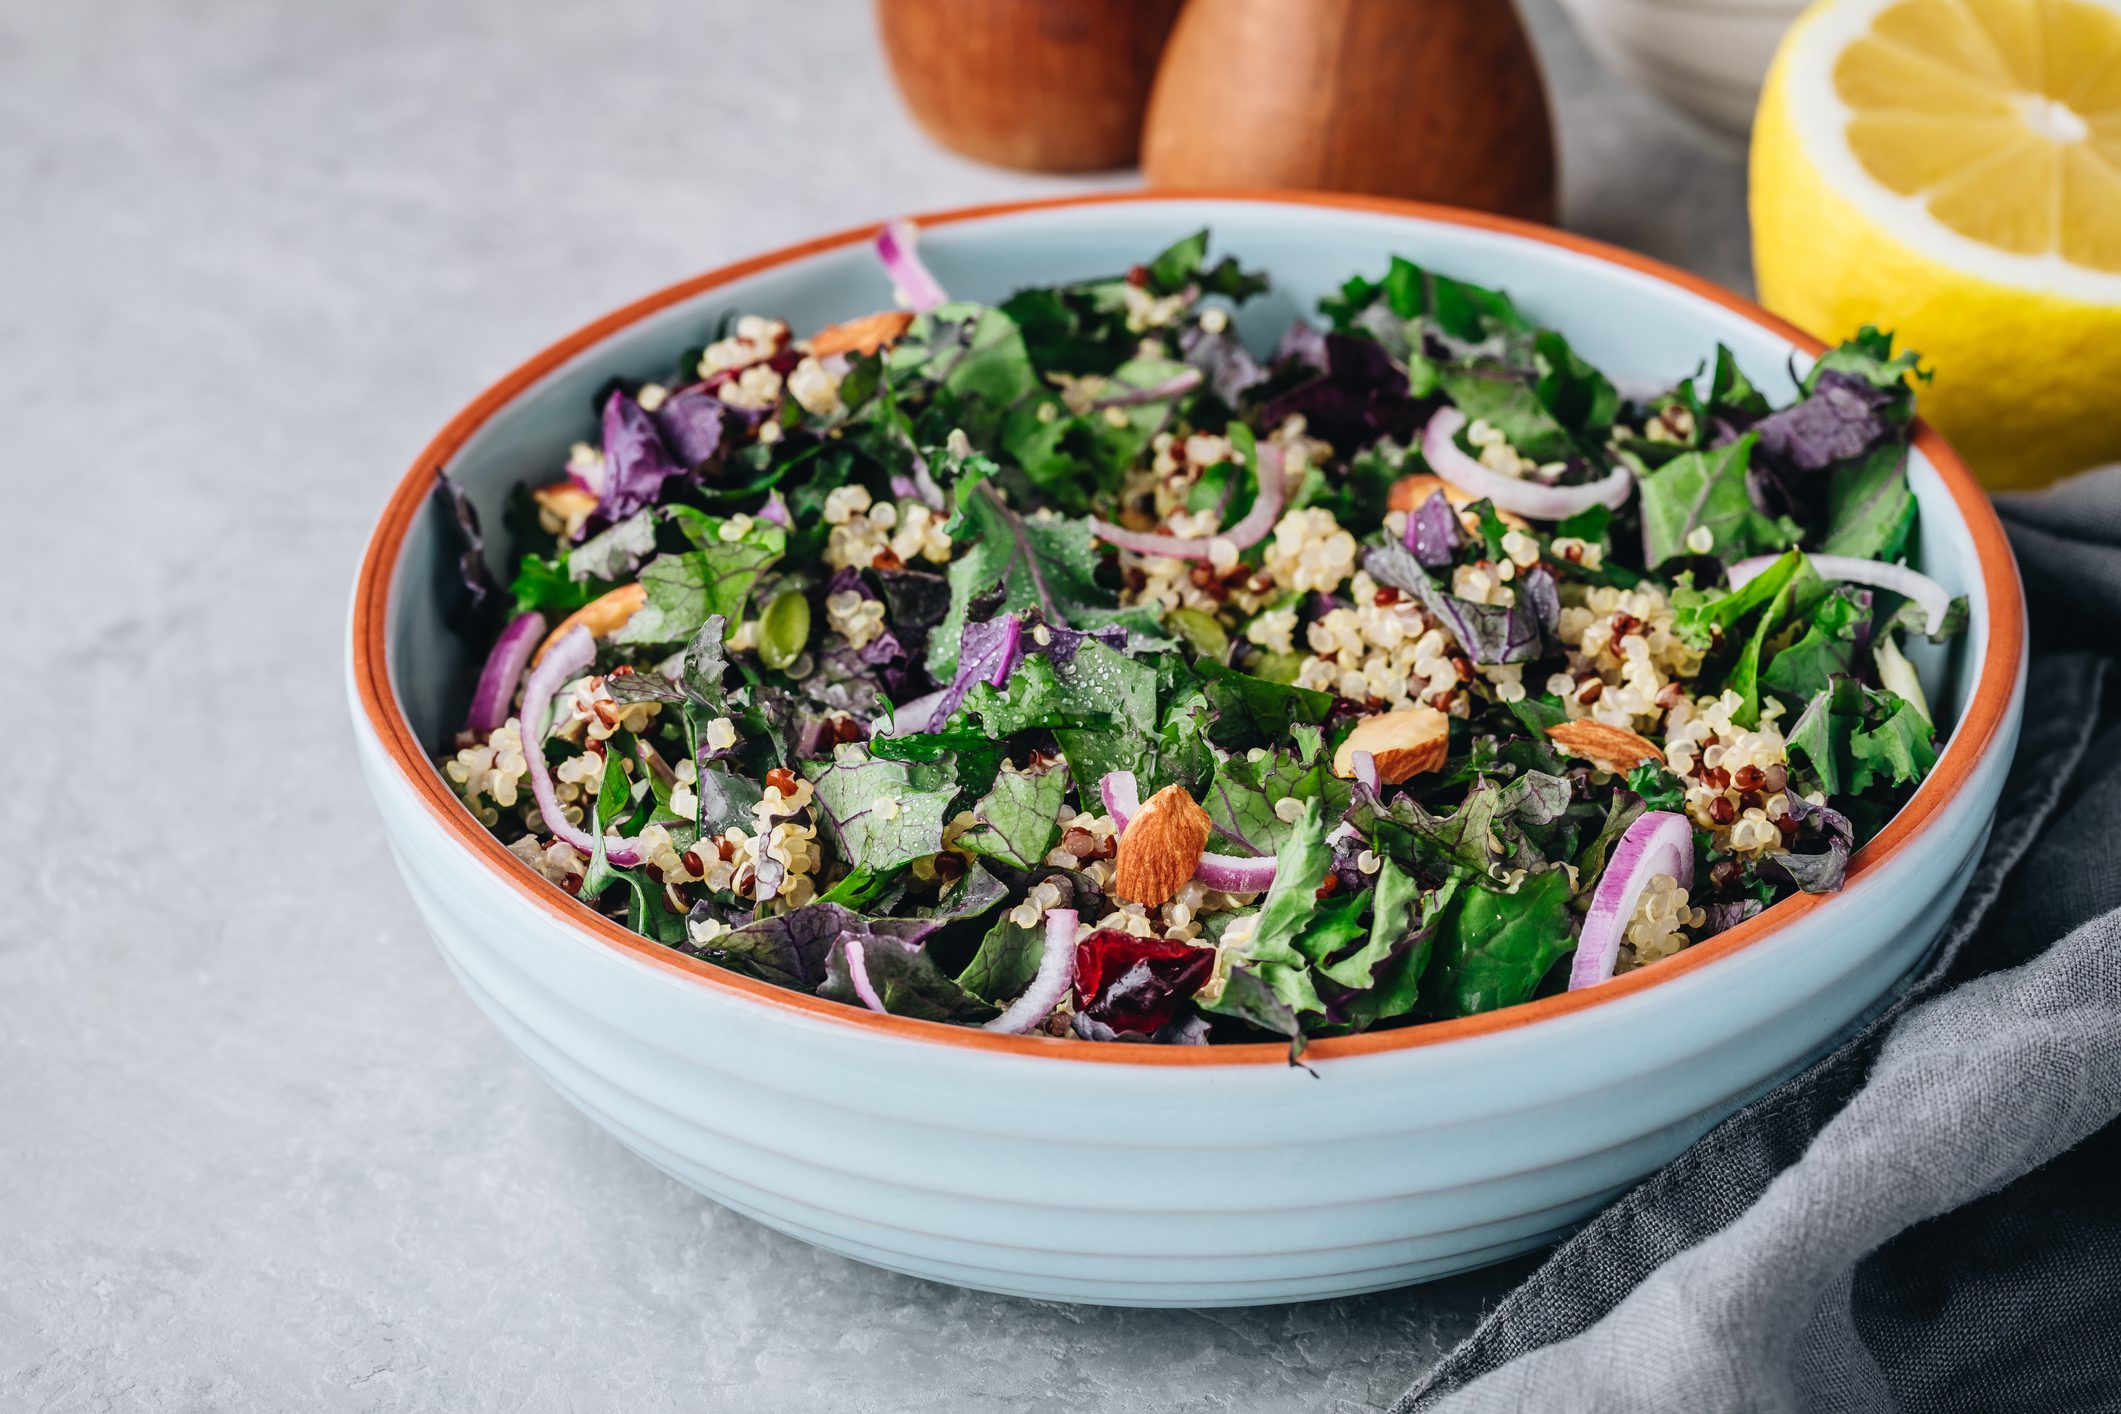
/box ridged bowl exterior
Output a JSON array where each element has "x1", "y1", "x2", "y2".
[{"x1": 349, "y1": 195, "x2": 2025, "y2": 1306}]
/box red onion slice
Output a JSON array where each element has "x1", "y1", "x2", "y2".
[
  {"x1": 878, "y1": 687, "x2": 949, "y2": 738},
  {"x1": 1423, "y1": 406, "x2": 1633, "y2": 521},
  {"x1": 1100, "y1": 771, "x2": 1142, "y2": 830},
  {"x1": 1091, "y1": 443, "x2": 1287, "y2": 560},
  {"x1": 1099, "y1": 771, "x2": 1280, "y2": 897},
  {"x1": 1092, "y1": 368, "x2": 1204, "y2": 409},
  {"x1": 1351, "y1": 749, "x2": 1380, "y2": 795},
  {"x1": 758, "y1": 489, "x2": 791, "y2": 528},
  {"x1": 467, "y1": 610, "x2": 546, "y2": 736},
  {"x1": 520, "y1": 624, "x2": 643, "y2": 869},
  {"x1": 875, "y1": 220, "x2": 947, "y2": 314},
  {"x1": 1192, "y1": 854, "x2": 1281, "y2": 894},
  {"x1": 1570, "y1": 810, "x2": 1694, "y2": 991},
  {"x1": 1727, "y1": 552, "x2": 1951, "y2": 637},
  {"x1": 843, "y1": 937, "x2": 889, "y2": 1014},
  {"x1": 985, "y1": 907, "x2": 1079, "y2": 1034}
]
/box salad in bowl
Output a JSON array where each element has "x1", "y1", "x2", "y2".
[{"x1": 433, "y1": 224, "x2": 1961, "y2": 1056}]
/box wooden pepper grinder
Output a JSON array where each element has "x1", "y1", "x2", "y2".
[
  {"x1": 876, "y1": 0, "x2": 1187, "y2": 172},
  {"x1": 1141, "y1": 0, "x2": 1557, "y2": 223}
]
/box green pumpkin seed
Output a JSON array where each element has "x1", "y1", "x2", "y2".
[
  {"x1": 1164, "y1": 606, "x2": 1230, "y2": 661},
  {"x1": 758, "y1": 589, "x2": 812, "y2": 670}
]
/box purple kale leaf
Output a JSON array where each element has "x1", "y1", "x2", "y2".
[
  {"x1": 1180, "y1": 322, "x2": 1269, "y2": 406},
  {"x1": 596, "y1": 390, "x2": 687, "y2": 522},
  {"x1": 1272, "y1": 319, "x2": 1330, "y2": 374},
  {"x1": 1364, "y1": 543, "x2": 1557, "y2": 664},
  {"x1": 1404, "y1": 490, "x2": 1464, "y2": 568},
  {"x1": 1754, "y1": 371, "x2": 1896, "y2": 472},
  {"x1": 699, "y1": 903, "x2": 938, "y2": 991},
  {"x1": 654, "y1": 387, "x2": 730, "y2": 469},
  {"x1": 820, "y1": 924, "x2": 994, "y2": 1022},
  {"x1": 432, "y1": 467, "x2": 501, "y2": 632},
  {"x1": 925, "y1": 611, "x2": 1129, "y2": 730},
  {"x1": 1760, "y1": 794, "x2": 1855, "y2": 893},
  {"x1": 1261, "y1": 331, "x2": 1422, "y2": 455}
]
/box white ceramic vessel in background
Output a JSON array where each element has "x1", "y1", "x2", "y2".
[
  {"x1": 1555, "y1": 0, "x2": 1812, "y2": 146},
  {"x1": 348, "y1": 192, "x2": 2024, "y2": 1307}
]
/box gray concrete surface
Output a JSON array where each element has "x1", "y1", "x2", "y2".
[{"x1": 0, "y1": 2, "x2": 1748, "y2": 1409}]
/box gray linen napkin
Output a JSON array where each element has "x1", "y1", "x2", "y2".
[{"x1": 1395, "y1": 468, "x2": 2121, "y2": 1414}]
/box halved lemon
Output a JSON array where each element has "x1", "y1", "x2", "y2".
[{"x1": 1753, "y1": 0, "x2": 2121, "y2": 488}]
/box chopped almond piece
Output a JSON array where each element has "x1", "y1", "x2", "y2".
[
  {"x1": 1545, "y1": 719, "x2": 1663, "y2": 772},
  {"x1": 1332, "y1": 707, "x2": 1451, "y2": 783},
  {"x1": 531, "y1": 480, "x2": 598, "y2": 523},
  {"x1": 532, "y1": 582, "x2": 647, "y2": 666},
  {"x1": 1113, "y1": 784, "x2": 1212, "y2": 907},
  {"x1": 809, "y1": 309, "x2": 916, "y2": 358}
]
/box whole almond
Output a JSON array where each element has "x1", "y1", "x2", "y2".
[
  {"x1": 1332, "y1": 707, "x2": 1451, "y2": 784},
  {"x1": 1545, "y1": 719, "x2": 1664, "y2": 772},
  {"x1": 1113, "y1": 784, "x2": 1212, "y2": 907},
  {"x1": 810, "y1": 310, "x2": 917, "y2": 358}
]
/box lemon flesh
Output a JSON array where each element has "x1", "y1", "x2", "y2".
[{"x1": 1753, "y1": 0, "x2": 2121, "y2": 489}]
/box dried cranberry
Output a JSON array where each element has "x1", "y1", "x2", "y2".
[
  {"x1": 1073, "y1": 930, "x2": 1214, "y2": 1036},
  {"x1": 764, "y1": 767, "x2": 798, "y2": 794}
]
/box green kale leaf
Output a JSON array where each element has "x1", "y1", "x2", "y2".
[
  {"x1": 613, "y1": 512, "x2": 786, "y2": 647},
  {"x1": 1421, "y1": 867, "x2": 1575, "y2": 1017},
  {"x1": 954, "y1": 763, "x2": 1070, "y2": 870},
  {"x1": 806, "y1": 752, "x2": 957, "y2": 873},
  {"x1": 1637, "y1": 434, "x2": 1804, "y2": 568}
]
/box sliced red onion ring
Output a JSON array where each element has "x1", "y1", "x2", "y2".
[
  {"x1": 1100, "y1": 770, "x2": 1142, "y2": 829},
  {"x1": 875, "y1": 220, "x2": 947, "y2": 314},
  {"x1": 758, "y1": 489, "x2": 791, "y2": 528},
  {"x1": 1099, "y1": 771, "x2": 1280, "y2": 897},
  {"x1": 911, "y1": 453, "x2": 946, "y2": 510},
  {"x1": 1091, "y1": 443, "x2": 1287, "y2": 560},
  {"x1": 1423, "y1": 406, "x2": 1633, "y2": 521},
  {"x1": 1570, "y1": 810, "x2": 1694, "y2": 991},
  {"x1": 985, "y1": 907, "x2": 1078, "y2": 1034},
  {"x1": 1092, "y1": 368, "x2": 1203, "y2": 409},
  {"x1": 1351, "y1": 749, "x2": 1380, "y2": 795},
  {"x1": 520, "y1": 624, "x2": 643, "y2": 869},
  {"x1": 843, "y1": 937, "x2": 889, "y2": 1014},
  {"x1": 1193, "y1": 854, "x2": 1281, "y2": 894},
  {"x1": 467, "y1": 610, "x2": 546, "y2": 736},
  {"x1": 1727, "y1": 552, "x2": 1951, "y2": 637},
  {"x1": 879, "y1": 687, "x2": 949, "y2": 738}
]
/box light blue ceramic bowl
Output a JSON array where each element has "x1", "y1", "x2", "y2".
[{"x1": 349, "y1": 193, "x2": 2025, "y2": 1307}]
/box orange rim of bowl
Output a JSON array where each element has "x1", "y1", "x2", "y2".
[{"x1": 352, "y1": 189, "x2": 2025, "y2": 1067}]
